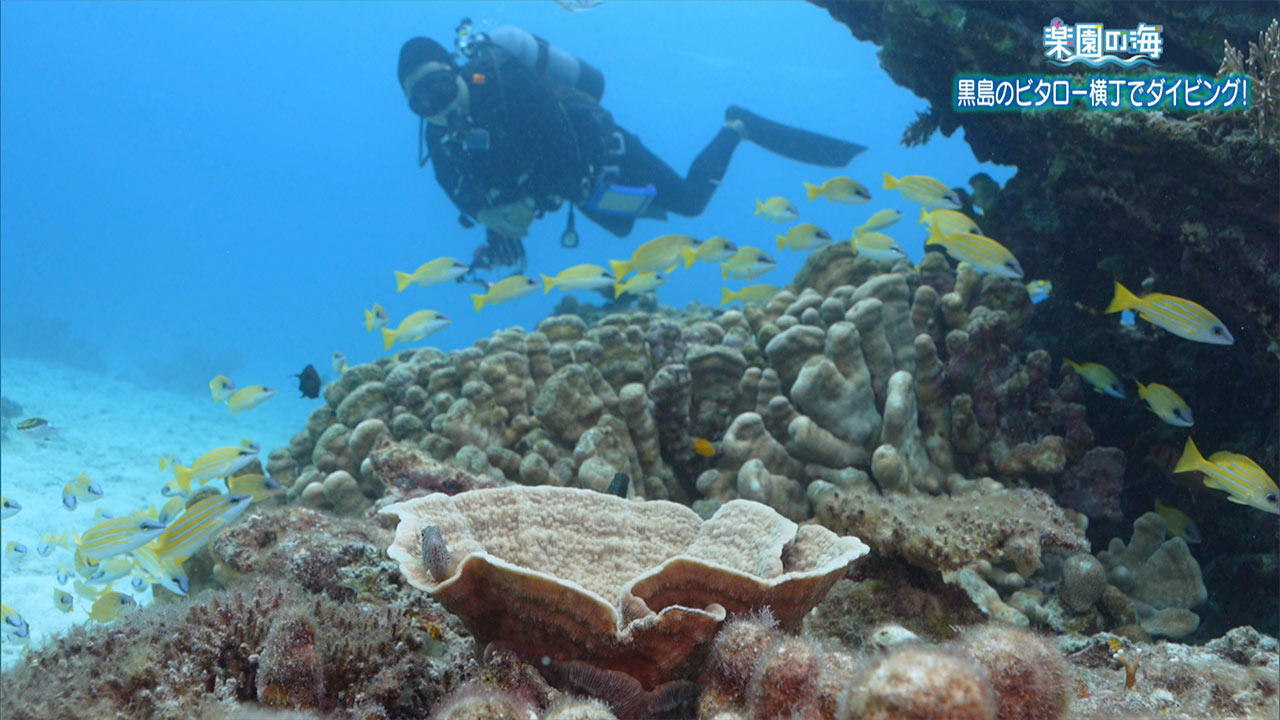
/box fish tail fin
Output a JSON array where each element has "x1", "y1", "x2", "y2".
[
  {"x1": 682, "y1": 247, "x2": 697, "y2": 269},
  {"x1": 158, "y1": 456, "x2": 169, "y2": 472},
  {"x1": 540, "y1": 274, "x2": 555, "y2": 294},
  {"x1": 381, "y1": 327, "x2": 397, "y2": 351},
  {"x1": 614, "y1": 282, "x2": 625, "y2": 299},
  {"x1": 609, "y1": 259, "x2": 629, "y2": 279},
  {"x1": 925, "y1": 224, "x2": 945, "y2": 246},
  {"x1": 721, "y1": 264, "x2": 729, "y2": 281},
  {"x1": 173, "y1": 465, "x2": 194, "y2": 496},
  {"x1": 776, "y1": 235, "x2": 785, "y2": 250},
  {"x1": 1174, "y1": 437, "x2": 1205, "y2": 475},
  {"x1": 1105, "y1": 281, "x2": 1141, "y2": 314},
  {"x1": 882, "y1": 172, "x2": 898, "y2": 190},
  {"x1": 753, "y1": 199, "x2": 764, "y2": 216},
  {"x1": 363, "y1": 309, "x2": 374, "y2": 332},
  {"x1": 394, "y1": 271, "x2": 413, "y2": 293},
  {"x1": 804, "y1": 182, "x2": 821, "y2": 201},
  {"x1": 470, "y1": 293, "x2": 486, "y2": 312},
  {"x1": 721, "y1": 287, "x2": 736, "y2": 306},
  {"x1": 918, "y1": 206, "x2": 929, "y2": 225}
]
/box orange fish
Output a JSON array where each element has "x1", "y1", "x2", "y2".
[{"x1": 692, "y1": 438, "x2": 716, "y2": 458}]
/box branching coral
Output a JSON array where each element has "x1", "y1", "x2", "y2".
[{"x1": 1219, "y1": 18, "x2": 1280, "y2": 142}]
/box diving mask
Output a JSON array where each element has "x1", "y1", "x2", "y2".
[{"x1": 408, "y1": 67, "x2": 460, "y2": 118}]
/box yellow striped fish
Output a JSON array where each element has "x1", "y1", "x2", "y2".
[
  {"x1": 5, "y1": 541, "x2": 28, "y2": 565},
  {"x1": 540, "y1": 264, "x2": 615, "y2": 294},
  {"x1": 1175, "y1": 438, "x2": 1279, "y2": 515},
  {"x1": 883, "y1": 172, "x2": 961, "y2": 210},
  {"x1": 721, "y1": 247, "x2": 778, "y2": 281},
  {"x1": 364, "y1": 303, "x2": 389, "y2": 332},
  {"x1": 394, "y1": 257, "x2": 469, "y2": 292},
  {"x1": 70, "y1": 550, "x2": 99, "y2": 581},
  {"x1": 776, "y1": 223, "x2": 832, "y2": 252},
  {"x1": 470, "y1": 275, "x2": 541, "y2": 312},
  {"x1": 609, "y1": 234, "x2": 698, "y2": 278},
  {"x1": 226, "y1": 474, "x2": 284, "y2": 503},
  {"x1": 381, "y1": 309, "x2": 452, "y2": 349},
  {"x1": 853, "y1": 208, "x2": 903, "y2": 238},
  {"x1": 1105, "y1": 282, "x2": 1234, "y2": 345},
  {"x1": 1135, "y1": 380, "x2": 1193, "y2": 427},
  {"x1": 154, "y1": 492, "x2": 253, "y2": 560},
  {"x1": 132, "y1": 545, "x2": 191, "y2": 596},
  {"x1": 165, "y1": 440, "x2": 260, "y2": 495},
  {"x1": 84, "y1": 556, "x2": 135, "y2": 586},
  {"x1": 920, "y1": 207, "x2": 982, "y2": 237},
  {"x1": 925, "y1": 232, "x2": 1024, "y2": 279},
  {"x1": 804, "y1": 176, "x2": 870, "y2": 205},
  {"x1": 721, "y1": 284, "x2": 780, "y2": 306},
  {"x1": 1063, "y1": 359, "x2": 1125, "y2": 399},
  {"x1": 158, "y1": 496, "x2": 188, "y2": 524},
  {"x1": 682, "y1": 236, "x2": 737, "y2": 268},
  {"x1": 53, "y1": 588, "x2": 75, "y2": 614},
  {"x1": 36, "y1": 532, "x2": 72, "y2": 557},
  {"x1": 77, "y1": 516, "x2": 167, "y2": 562},
  {"x1": 209, "y1": 374, "x2": 236, "y2": 403},
  {"x1": 226, "y1": 385, "x2": 277, "y2": 414},
  {"x1": 851, "y1": 232, "x2": 908, "y2": 263},
  {"x1": 1, "y1": 604, "x2": 29, "y2": 641},
  {"x1": 88, "y1": 592, "x2": 137, "y2": 623},
  {"x1": 62, "y1": 472, "x2": 104, "y2": 511},
  {"x1": 753, "y1": 196, "x2": 798, "y2": 222},
  {"x1": 614, "y1": 271, "x2": 668, "y2": 298}
]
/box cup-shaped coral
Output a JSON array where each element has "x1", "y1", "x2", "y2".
[{"x1": 382, "y1": 485, "x2": 868, "y2": 690}]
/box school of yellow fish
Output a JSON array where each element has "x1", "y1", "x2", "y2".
[
  {"x1": 3, "y1": 167, "x2": 1271, "y2": 661},
  {"x1": 1, "y1": 432, "x2": 279, "y2": 652},
  {"x1": 356, "y1": 168, "x2": 1270, "y2": 516}
]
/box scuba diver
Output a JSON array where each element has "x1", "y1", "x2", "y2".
[{"x1": 397, "y1": 21, "x2": 865, "y2": 280}]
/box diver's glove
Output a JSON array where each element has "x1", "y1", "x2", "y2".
[
  {"x1": 475, "y1": 200, "x2": 536, "y2": 240},
  {"x1": 482, "y1": 229, "x2": 527, "y2": 269}
]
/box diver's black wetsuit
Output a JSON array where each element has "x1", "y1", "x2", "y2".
[{"x1": 427, "y1": 44, "x2": 740, "y2": 240}]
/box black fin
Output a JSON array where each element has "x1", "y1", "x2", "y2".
[{"x1": 726, "y1": 105, "x2": 865, "y2": 167}]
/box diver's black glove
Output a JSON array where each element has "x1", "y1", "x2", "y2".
[
  {"x1": 488, "y1": 232, "x2": 525, "y2": 267},
  {"x1": 483, "y1": 229, "x2": 526, "y2": 269}
]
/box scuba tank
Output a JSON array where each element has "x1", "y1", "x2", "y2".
[{"x1": 457, "y1": 21, "x2": 605, "y2": 102}]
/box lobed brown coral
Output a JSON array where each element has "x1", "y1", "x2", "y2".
[{"x1": 382, "y1": 486, "x2": 868, "y2": 692}]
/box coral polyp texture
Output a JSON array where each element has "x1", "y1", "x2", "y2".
[{"x1": 381, "y1": 485, "x2": 869, "y2": 691}]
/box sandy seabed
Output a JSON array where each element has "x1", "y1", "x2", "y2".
[{"x1": 0, "y1": 356, "x2": 304, "y2": 668}]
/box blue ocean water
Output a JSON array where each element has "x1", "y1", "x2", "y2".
[{"x1": 1, "y1": 0, "x2": 1012, "y2": 389}]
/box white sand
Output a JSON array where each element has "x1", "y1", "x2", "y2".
[{"x1": 0, "y1": 357, "x2": 304, "y2": 668}]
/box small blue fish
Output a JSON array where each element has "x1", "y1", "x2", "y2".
[
  {"x1": 0, "y1": 497, "x2": 20, "y2": 519},
  {"x1": 53, "y1": 589, "x2": 75, "y2": 614},
  {"x1": 1025, "y1": 280, "x2": 1053, "y2": 304}
]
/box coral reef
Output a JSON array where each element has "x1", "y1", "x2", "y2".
[
  {"x1": 808, "y1": 0, "x2": 1280, "y2": 509},
  {"x1": 1098, "y1": 512, "x2": 1208, "y2": 639},
  {"x1": 1220, "y1": 18, "x2": 1280, "y2": 142},
  {"x1": 381, "y1": 485, "x2": 868, "y2": 694},
  {"x1": 0, "y1": 579, "x2": 468, "y2": 719}
]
